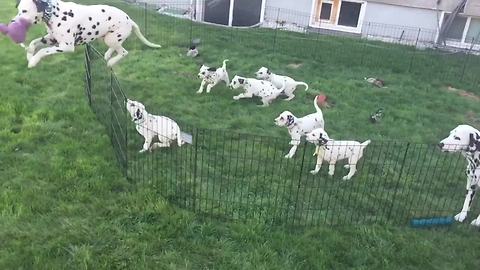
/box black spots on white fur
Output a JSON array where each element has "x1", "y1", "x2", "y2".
[
  {"x1": 92, "y1": 25, "x2": 96, "y2": 29},
  {"x1": 117, "y1": 34, "x2": 122, "y2": 38},
  {"x1": 56, "y1": 49, "x2": 63, "y2": 52},
  {"x1": 67, "y1": 29, "x2": 70, "y2": 33},
  {"x1": 95, "y1": 31, "x2": 99, "y2": 36},
  {"x1": 108, "y1": 17, "x2": 112, "y2": 21},
  {"x1": 207, "y1": 67, "x2": 216, "y2": 72},
  {"x1": 238, "y1": 78, "x2": 245, "y2": 84},
  {"x1": 97, "y1": 22, "x2": 100, "y2": 26},
  {"x1": 89, "y1": 17, "x2": 92, "y2": 21},
  {"x1": 57, "y1": 23, "x2": 61, "y2": 27},
  {"x1": 61, "y1": 16, "x2": 67, "y2": 21},
  {"x1": 40, "y1": 37, "x2": 47, "y2": 44},
  {"x1": 102, "y1": 9, "x2": 106, "y2": 12},
  {"x1": 126, "y1": 16, "x2": 129, "y2": 20}
]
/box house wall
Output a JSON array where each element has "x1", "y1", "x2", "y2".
[
  {"x1": 363, "y1": 2, "x2": 440, "y2": 44},
  {"x1": 264, "y1": 0, "x2": 313, "y2": 26}
]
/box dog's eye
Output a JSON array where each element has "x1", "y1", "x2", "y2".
[
  {"x1": 454, "y1": 136, "x2": 461, "y2": 141},
  {"x1": 280, "y1": 117, "x2": 284, "y2": 120}
]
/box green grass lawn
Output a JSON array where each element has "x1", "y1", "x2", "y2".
[{"x1": 1, "y1": 0, "x2": 480, "y2": 269}]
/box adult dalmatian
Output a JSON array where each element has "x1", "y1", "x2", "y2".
[{"x1": 14, "y1": 0, "x2": 161, "y2": 68}]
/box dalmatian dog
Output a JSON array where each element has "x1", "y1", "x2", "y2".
[
  {"x1": 197, "y1": 59, "x2": 229, "y2": 94},
  {"x1": 439, "y1": 125, "x2": 480, "y2": 226},
  {"x1": 275, "y1": 95, "x2": 324, "y2": 158},
  {"x1": 126, "y1": 99, "x2": 192, "y2": 153},
  {"x1": 255, "y1": 67, "x2": 308, "y2": 101},
  {"x1": 229, "y1": 75, "x2": 285, "y2": 107},
  {"x1": 306, "y1": 128, "x2": 370, "y2": 180},
  {"x1": 14, "y1": 0, "x2": 161, "y2": 68}
]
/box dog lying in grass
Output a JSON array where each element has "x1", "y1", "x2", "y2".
[
  {"x1": 275, "y1": 95, "x2": 324, "y2": 158},
  {"x1": 306, "y1": 128, "x2": 370, "y2": 180},
  {"x1": 197, "y1": 59, "x2": 229, "y2": 94},
  {"x1": 255, "y1": 67, "x2": 308, "y2": 101},
  {"x1": 229, "y1": 75, "x2": 284, "y2": 107},
  {"x1": 126, "y1": 99, "x2": 192, "y2": 153}
]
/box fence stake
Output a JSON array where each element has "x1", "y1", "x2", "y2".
[
  {"x1": 271, "y1": 7, "x2": 280, "y2": 63},
  {"x1": 386, "y1": 142, "x2": 410, "y2": 223},
  {"x1": 84, "y1": 45, "x2": 92, "y2": 107},
  {"x1": 292, "y1": 141, "x2": 308, "y2": 227},
  {"x1": 144, "y1": 2, "x2": 148, "y2": 37},
  {"x1": 409, "y1": 28, "x2": 421, "y2": 72},
  {"x1": 461, "y1": 37, "x2": 476, "y2": 82},
  {"x1": 192, "y1": 128, "x2": 199, "y2": 212}
]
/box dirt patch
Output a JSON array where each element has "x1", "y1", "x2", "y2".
[
  {"x1": 287, "y1": 63, "x2": 303, "y2": 69},
  {"x1": 446, "y1": 86, "x2": 480, "y2": 101}
]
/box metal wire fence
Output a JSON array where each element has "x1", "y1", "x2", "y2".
[
  {"x1": 85, "y1": 43, "x2": 474, "y2": 227},
  {"x1": 118, "y1": 0, "x2": 480, "y2": 92}
]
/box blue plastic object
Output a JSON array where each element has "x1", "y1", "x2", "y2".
[{"x1": 410, "y1": 216, "x2": 454, "y2": 228}]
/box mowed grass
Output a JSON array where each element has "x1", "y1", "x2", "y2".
[{"x1": 0, "y1": 0, "x2": 480, "y2": 269}]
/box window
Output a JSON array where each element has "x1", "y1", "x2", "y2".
[
  {"x1": 338, "y1": 1, "x2": 362, "y2": 27},
  {"x1": 466, "y1": 18, "x2": 480, "y2": 43},
  {"x1": 320, "y1": 2, "x2": 332, "y2": 20},
  {"x1": 443, "y1": 14, "x2": 467, "y2": 41}
]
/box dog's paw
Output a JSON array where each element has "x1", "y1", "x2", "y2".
[
  {"x1": 471, "y1": 218, "x2": 480, "y2": 226},
  {"x1": 344, "y1": 164, "x2": 350, "y2": 169},
  {"x1": 328, "y1": 171, "x2": 335, "y2": 176},
  {"x1": 139, "y1": 149, "x2": 147, "y2": 154},
  {"x1": 26, "y1": 52, "x2": 33, "y2": 61},
  {"x1": 342, "y1": 175, "x2": 351, "y2": 181},
  {"x1": 454, "y1": 212, "x2": 468, "y2": 222},
  {"x1": 196, "y1": 90, "x2": 203, "y2": 94},
  {"x1": 233, "y1": 96, "x2": 240, "y2": 100},
  {"x1": 284, "y1": 154, "x2": 293, "y2": 159},
  {"x1": 310, "y1": 170, "x2": 319, "y2": 175},
  {"x1": 27, "y1": 57, "x2": 40, "y2": 68}
]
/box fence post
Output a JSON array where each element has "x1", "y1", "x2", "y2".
[
  {"x1": 360, "y1": 22, "x2": 370, "y2": 66},
  {"x1": 408, "y1": 28, "x2": 421, "y2": 72},
  {"x1": 84, "y1": 45, "x2": 92, "y2": 107},
  {"x1": 192, "y1": 128, "x2": 199, "y2": 212},
  {"x1": 460, "y1": 37, "x2": 476, "y2": 82},
  {"x1": 291, "y1": 141, "x2": 308, "y2": 226},
  {"x1": 109, "y1": 72, "x2": 114, "y2": 141},
  {"x1": 386, "y1": 142, "x2": 410, "y2": 223},
  {"x1": 271, "y1": 7, "x2": 280, "y2": 63},
  {"x1": 144, "y1": 2, "x2": 148, "y2": 37}
]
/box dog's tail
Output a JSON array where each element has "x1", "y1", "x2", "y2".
[
  {"x1": 132, "y1": 21, "x2": 161, "y2": 48},
  {"x1": 313, "y1": 95, "x2": 323, "y2": 113},
  {"x1": 296, "y1": 81, "x2": 309, "y2": 91},
  {"x1": 361, "y1": 140, "x2": 371, "y2": 148},
  {"x1": 222, "y1": 59, "x2": 229, "y2": 69}
]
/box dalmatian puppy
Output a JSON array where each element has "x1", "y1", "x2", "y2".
[
  {"x1": 306, "y1": 128, "x2": 370, "y2": 180},
  {"x1": 275, "y1": 95, "x2": 324, "y2": 158},
  {"x1": 229, "y1": 75, "x2": 284, "y2": 107},
  {"x1": 126, "y1": 99, "x2": 192, "y2": 153},
  {"x1": 255, "y1": 67, "x2": 308, "y2": 101},
  {"x1": 197, "y1": 59, "x2": 229, "y2": 94},
  {"x1": 14, "y1": 0, "x2": 161, "y2": 68},
  {"x1": 439, "y1": 125, "x2": 480, "y2": 226}
]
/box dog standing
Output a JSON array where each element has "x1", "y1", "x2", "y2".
[
  {"x1": 197, "y1": 59, "x2": 229, "y2": 94},
  {"x1": 255, "y1": 67, "x2": 308, "y2": 101},
  {"x1": 306, "y1": 128, "x2": 370, "y2": 180},
  {"x1": 229, "y1": 75, "x2": 284, "y2": 107},
  {"x1": 439, "y1": 125, "x2": 480, "y2": 226},
  {"x1": 275, "y1": 96, "x2": 324, "y2": 158},
  {"x1": 126, "y1": 99, "x2": 192, "y2": 153},
  {"x1": 14, "y1": 0, "x2": 161, "y2": 68}
]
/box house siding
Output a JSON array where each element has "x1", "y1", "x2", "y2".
[
  {"x1": 264, "y1": 0, "x2": 313, "y2": 26},
  {"x1": 363, "y1": 2, "x2": 439, "y2": 44}
]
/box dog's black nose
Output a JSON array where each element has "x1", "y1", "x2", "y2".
[{"x1": 438, "y1": 143, "x2": 444, "y2": 149}]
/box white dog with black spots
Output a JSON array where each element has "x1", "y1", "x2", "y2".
[
  {"x1": 229, "y1": 75, "x2": 285, "y2": 107},
  {"x1": 126, "y1": 99, "x2": 192, "y2": 153},
  {"x1": 255, "y1": 67, "x2": 309, "y2": 101},
  {"x1": 197, "y1": 59, "x2": 229, "y2": 94},
  {"x1": 306, "y1": 128, "x2": 370, "y2": 180},
  {"x1": 275, "y1": 95, "x2": 324, "y2": 158},
  {"x1": 14, "y1": 0, "x2": 160, "y2": 68},
  {"x1": 439, "y1": 124, "x2": 480, "y2": 226}
]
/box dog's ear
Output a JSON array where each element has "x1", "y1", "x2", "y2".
[
  {"x1": 286, "y1": 115, "x2": 294, "y2": 125},
  {"x1": 238, "y1": 78, "x2": 245, "y2": 84},
  {"x1": 266, "y1": 69, "x2": 271, "y2": 75},
  {"x1": 468, "y1": 133, "x2": 480, "y2": 152},
  {"x1": 33, "y1": 0, "x2": 48, "y2": 13},
  {"x1": 135, "y1": 108, "x2": 143, "y2": 119},
  {"x1": 207, "y1": 67, "x2": 216, "y2": 72}
]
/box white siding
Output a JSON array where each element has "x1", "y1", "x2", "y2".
[
  {"x1": 363, "y1": 2, "x2": 439, "y2": 44},
  {"x1": 263, "y1": 0, "x2": 313, "y2": 26}
]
